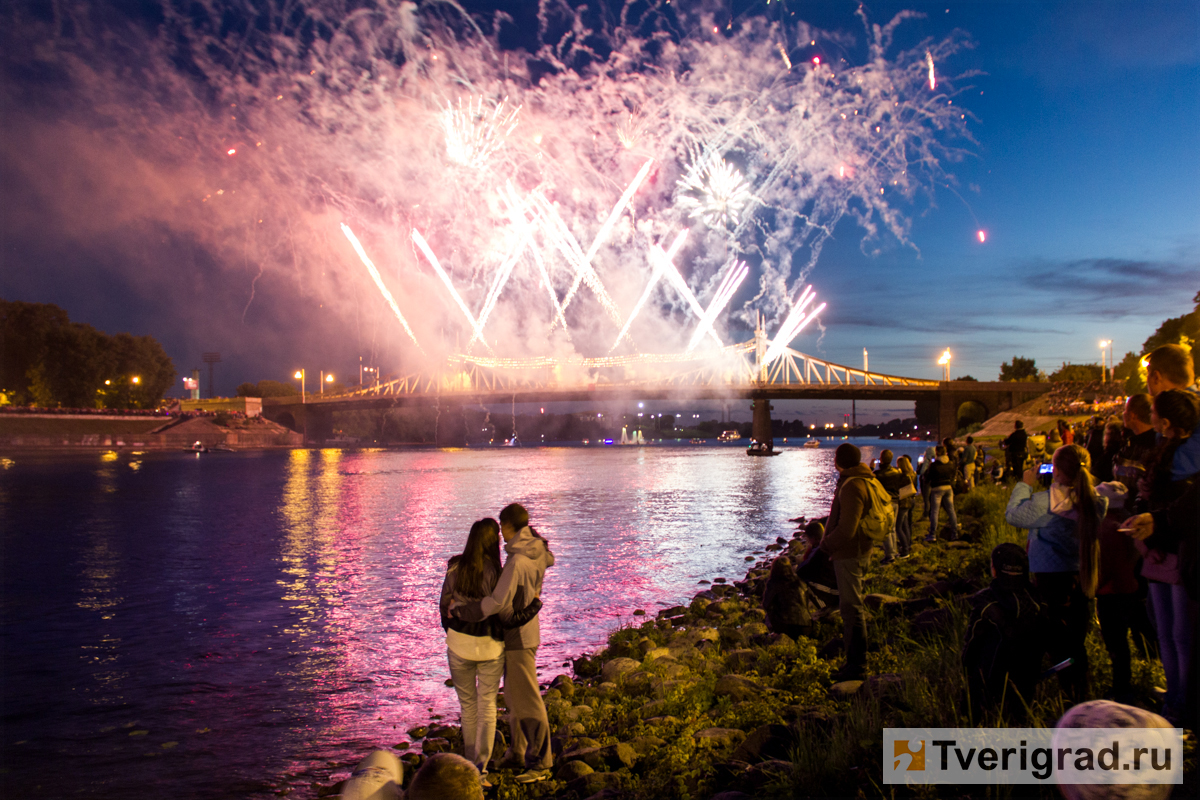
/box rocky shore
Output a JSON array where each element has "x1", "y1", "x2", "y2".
[{"x1": 312, "y1": 481, "x2": 1191, "y2": 799}]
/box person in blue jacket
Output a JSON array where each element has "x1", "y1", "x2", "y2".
[{"x1": 1005, "y1": 443, "x2": 1107, "y2": 702}]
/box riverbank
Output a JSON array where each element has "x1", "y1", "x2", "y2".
[
  {"x1": 325, "y1": 482, "x2": 1193, "y2": 800},
  {"x1": 0, "y1": 412, "x2": 301, "y2": 449}
]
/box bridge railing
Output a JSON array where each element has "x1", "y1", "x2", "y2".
[{"x1": 323, "y1": 341, "x2": 937, "y2": 401}]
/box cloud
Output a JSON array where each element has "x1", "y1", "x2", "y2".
[{"x1": 1018, "y1": 257, "x2": 1200, "y2": 315}]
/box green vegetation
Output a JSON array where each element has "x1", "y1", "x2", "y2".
[
  {"x1": 0, "y1": 299, "x2": 175, "y2": 408},
  {"x1": 1113, "y1": 291, "x2": 1200, "y2": 394},
  {"x1": 998, "y1": 356, "x2": 1042, "y2": 382}
]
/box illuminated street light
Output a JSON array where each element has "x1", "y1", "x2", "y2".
[
  {"x1": 294, "y1": 369, "x2": 306, "y2": 403},
  {"x1": 131, "y1": 376, "x2": 140, "y2": 384},
  {"x1": 1099, "y1": 339, "x2": 1112, "y2": 382},
  {"x1": 320, "y1": 371, "x2": 334, "y2": 394},
  {"x1": 937, "y1": 348, "x2": 952, "y2": 381}
]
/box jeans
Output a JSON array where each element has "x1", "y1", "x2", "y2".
[
  {"x1": 1096, "y1": 594, "x2": 1154, "y2": 697},
  {"x1": 881, "y1": 501, "x2": 899, "y2": 559},
  {"x1": 1148, "y1": 581, "x2": 1194, "y2": 714},
  {"x1": 927, "y1": 486, "x2": 959, "y2": 539},
  {"x1": 895, "y1": 502, "x2": 913, "y2": 554},
  {"x1": 504, "y1": 648, "x2": 552, "y2": 770},
  {"x1": 963, "y1": 463, "x2": 976, "y2": 490},
  {"x1": 833, "y1": 555, "x2": 870, "y2": 672},
  {"x1": 1035, "y1": 572, "x2": 1091, "y2": 703},
  {"x1": 448, "y1": 649, "x2": 505, "y2": 772}
]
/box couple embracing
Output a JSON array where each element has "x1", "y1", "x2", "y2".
[{"x1": 438, "y1": 503, "x2": 556, "y2": 787}]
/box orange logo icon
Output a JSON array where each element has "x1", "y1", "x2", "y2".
[{"x1": 894, "y1": 740, "x2": 925, "y2": 771}]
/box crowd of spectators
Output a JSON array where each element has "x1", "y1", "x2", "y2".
[
  {"x1": 0, "y1": 405, "x2": 172, "y2": 417},
  {"x1": 1044, "y1": 380, "x2": 1127, "y2": 417}
]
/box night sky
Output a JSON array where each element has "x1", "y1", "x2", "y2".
[{"x1": 1, "y1": 0, "x2": 1196, "y2": 421}]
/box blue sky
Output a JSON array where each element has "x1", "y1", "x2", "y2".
[{"x1": 1, "y1": 0, "x2": 1196, "y2": 419}]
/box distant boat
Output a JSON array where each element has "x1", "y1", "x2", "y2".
[
  {"x1": 803, "y1": 439, "x2": 821, "y2": 448},
  {"x1": 501, "y1": 436, "x2": 520, "y2": 447},
  {"x1": 746, "y1": 440, "x2": 782, "y2": 456},
  {"x1": 619, "y1": 427, "x2": 645, "y2": 445},
  {"x1": 717, "y1": 430, "x2": 741, "y2": 442},
  {"x1": 689, "y1": 438, "x2": 704, "y2": 444}
]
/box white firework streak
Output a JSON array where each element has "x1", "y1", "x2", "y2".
[
  {"x1": 558, "y1": 159, "x2": 655, "y2": 318},
  {"x1": 925, "y1": 50, "x2": 937, "y2": 91},
  {"x1": 410, "y1": 228, "x2": 494, "y2": 355},
  {"x1": 676, "y1": 157, "x2": 755, "y2": 228},
  {"x1": 340, "y1": 223, "x2": 424, "y2": 354},
  {"x1": 441, "y1": 96, "x2": 521, "y2": 169},
  {"x1": 764, "y1": 284, "x2": 826, "y2": 364},
  {"x1": 686, "y1": 262, "x2": 749, "y2": 353},
  {"x1": 529, "y1": 192, "x2": 626, "y2": 330},
  {"x1": 648, "y1": 242, "x2": 725, "y2": 350},
  {"x1": 609, "y1": 229, "x2": 690, "y2": 352},
  {"x1": 465, "y1": 186, "x2": 544, "y2": 352}
]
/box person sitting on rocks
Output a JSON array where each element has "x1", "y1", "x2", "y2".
[
  {"x1": 962, "y1": 543, "x2": 1048, "y2": 722},
  {"x1": 761, "y1": 556, "x2": 813, "y2": 640},
  {"x1": 407, "y1": 753, "x2": 484, "y2": 800},
  {"x1": 794, "y1": 521, "x2": 840, "y2": 611}
]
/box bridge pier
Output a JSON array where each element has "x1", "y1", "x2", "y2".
[{"x1": 751, "y1": 397, "x2": 774, "y2": 452}]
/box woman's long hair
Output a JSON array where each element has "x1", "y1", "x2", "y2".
[
  {"x1": 897, "y1": 455, "x2": 916, "y2": 480},
  {"x1": 1053, "y1": 445, "x2": 1100, "y2": 598},
  {"x1": 451, "y1": 518, "x2": 501, "y2": 600}
]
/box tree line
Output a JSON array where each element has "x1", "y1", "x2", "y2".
[
  {"x1": 998, "y1": 292, "x2": 1199, "y2": 389},
  {"x1": 0, "y1": 300, "x2": 176, "y2": 409}
]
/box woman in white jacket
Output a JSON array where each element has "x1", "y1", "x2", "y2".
[{"x1": 439, "y1": 518, "x2": 504, "y2": 785}]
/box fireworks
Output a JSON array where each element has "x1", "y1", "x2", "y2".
[
  {"x1": 676, "y1": 157, "x2": 754, "y2": 229},
  {"x1": 763, "y1": 285, "x2": 826, "y2": 365},
  {"x1": 340, "y1": 224, "x2": 423, "y2": 353},
  {"x1": 926, "y1": 51, "x2": 937, "y2": 91},
  {"x1": 977, "y1": 230, "x2": 987, "y2": 243},
  {"x1": 440, "y1": 97, "x2": 521, "y2": 170}
]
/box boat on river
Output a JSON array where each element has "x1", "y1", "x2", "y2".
[
  {"x1": 716, "y1": 430, "x2": 741, "y2": 442},
  {"x1": 803, "y1": 438, "x2": 821, "y2": 448}
]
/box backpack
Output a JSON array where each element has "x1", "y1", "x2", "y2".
[{"x1": 846, "y1": 476, "x2": 897, "y2": 542}]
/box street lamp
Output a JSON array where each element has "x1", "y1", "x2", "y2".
[
  {"x1": 938, "y1": 348, "x2": 952, "y2": 381},
  {"x1": 294, "y1": 369, "x2": 306, "y2": 403},
  {"x1": 1099, "y1": 340, "x2": 1112, "y2": 383},
  {"x1": 320, "y1": 371, "x2": 334, "y2": 394}
]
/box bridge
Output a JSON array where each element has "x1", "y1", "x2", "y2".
[{"x1": 263, "y1": 336, "x2": 1051, "y2": 445}]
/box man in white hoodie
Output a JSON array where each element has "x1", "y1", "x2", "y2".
[{"x1": 459, "y1": 503, "x2": 555, "y2": 783}]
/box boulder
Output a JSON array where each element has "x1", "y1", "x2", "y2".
[
  {"x1": 724, "y1": 649, "x2": 758, "y2": 673},
  {"x1": 601, "y1": 657, "x2": 641, "y2": 683},
  {"x1": 627, "y1": 735, "x2": 666, "y2": 756},
  {"x1": 561, "y1": 742, "x2": 636, "y2": 771},
  {"x1": 643, "y1": 715, "x2": 680, "y2": 729},
  {"x1": 567, "y1": 771, "x2": 622, "y2": 798},
  {"x1": 420, "y1": 738, "x2": 450, "y2": 754},
  {"x1": 828, "y1": 680, "x2": 864, "y2": 697},
  {"x1": 714, "y1": 674, "x2": 764, "y2": 702},
  {"x1": 550, "y1": 674, "x2": 576, "y2": 698},
  {"x1": 659, "y1": 605, "x2": 687, "y2": 618},
  {"x1": 694, "y1": 728, "x2": 746, "y2": 750},
  {"x1": 731, "y1": 724, "x2": 796, "y2": 764},
  {"x1": 406, "y1": 726, "x2": 428, "y2": 739},
  {"x1": 644, "y1": 646, "x2": 672, "y2": 662},
  {"x1": 637, "y1": 637, "x2": 657, "y2": 656},
  {"x1": 742, "y1": 621, "x2": 769, "y2": 636},
  {"x1": 864, "y1": 593, "x2": 904, "y2": 610},
  {"x1": 555, "y1": 759, "x2": 594, "y2": 782}
]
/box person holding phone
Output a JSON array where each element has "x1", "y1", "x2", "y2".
[{"x1": 1005, "y1": 444, "x2": 1107, "y2": 702}]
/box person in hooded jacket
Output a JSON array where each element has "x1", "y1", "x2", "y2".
[
  {"x1": 1005, "y1": 444, "x2": 1107, "y2": 703},
  {"x1": 457, "y1": 503, "x2": 555, "y2": 783},
  {"x1": 962, "y1": 543, "x2": 1048, "y2": 722},
  {"x1": 924, "y1": 445, "x2": 960, "y2": 542}
]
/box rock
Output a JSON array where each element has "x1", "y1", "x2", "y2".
[
  {"x1": 567, "y1": 771, "x2": 623, "y2": 798},
  {"x1": 627, "y1": 735, "x2": 666, "y2": 756},
  {"x1": 694, "y1": 728, "x2": 746, "y2": 750},
  {"x1": 427, "y1": 724, "x2": 457, "y2": 740},
  {"x1": 828, "y1": 680, "x2": 864, "y2": 697},
  {"x1": 776, "y1": 536, "x2": 789, "y2": 545},
  {"x1": 601, "y1": 657, "x2": 641, "y2": 683},
  {"x1": 785, "y1": 705, "x2": 835, "y2": 731},
  {"x1": 643, "y1": 715, "x2": 680, "y2": 729},
  {"x1": 731, "y1": 724, "x2": 796, "y2": 764},
  {"x1": 746, "y1": 607, "x2": 767, "y2": 621},
  {"x1": 399, "y1": 752, "x2": 423, "y2": 770},
  {"x1": 597, "y1": 681, "x2": 619, "y2": 695},
  {"x1": 864, "y1": 593, "x2": 904, "y2": 610},
  {"x1": 714, "y1": 674, "x2": 763, "y2": 703},
  {"x1": 573, "y1": 654, "x2": 602, "y2": 678},
  {"x1": 946, "y1": 540, "x2": 973, "y2": 549},
  {"x1": 718, "y1": 627, "x2": 747, "y2": 649},
  {"x1": 658, "y1": 605, "x2": 687, "y2": 618},
  {"x1": 668, "y1": 627, "x2": 719, "y2": 655},
  {"x1": 644, "y1": 647, "x2": 672, "y2": 662},
  {"x1": 393, "y1": 742, "x2": 410, "y2": 750},
  {"x1": 406, "y1": 726, "x2": 428, "y2": 739},
  {"x1": 725, "y1": 649, "x2": 758, "y2": 672},
  {"x1": 639, "y1": 699, "x2": 669, "y2": 718},
  {"x1": 543, "y1": 688, "x2": 562, "y2": 702},
  {"x1": 633, "y1": 608, "x2": 646, "y2": 616},
  {"x1": 550, "y1": 673, "x2": 576, "y2": 696},
  {"x1": 1054, "y1": 701, "x2": 1173, "y2": 800},
  {"x1": 714, "y1": 577, "x2": 727, "y2": 583},
  {"x1": 765, "y1": 543, "x2": 782, "y2": 551},
  {"x1": 600, "y1": 742, "x2": 638, "y2": 769},
  {"x1": 569, "y1": 722, "x2": 586, "y2": 736},
  {"x1": 744, "y1": 555, "x2": 756, "y2": 561},
  {"x1": 567, "y1": 704, "x2": 594, "y2": 721},
  {"x1": 637, "y1": 637, "x2": 657, "y2": 655},
  {"x1": 556, "y1": 759, "x2": 594, "y2": 782},
  {"x1": 742, "y1": 621, "x2": 768, "y2": 636},
  {"x1": 420, "y1": 738, "x2": 449, "y2": 754}
]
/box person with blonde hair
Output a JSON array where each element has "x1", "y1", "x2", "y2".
[{"x1": 1005, "y1": 444, "x2": 1107, "y2": 702}]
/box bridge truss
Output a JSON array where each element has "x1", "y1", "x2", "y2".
[{"x1": 336, "y1": 337, "x2": 937, "y2": 402}]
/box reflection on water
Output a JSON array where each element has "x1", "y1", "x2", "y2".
[{"x1": 0, "y1": 440, "x2": 927, "y2": 798}]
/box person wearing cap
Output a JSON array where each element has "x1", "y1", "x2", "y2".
[{"x1": 962, "y1": 543, "x2": 1048, "y2": 721}]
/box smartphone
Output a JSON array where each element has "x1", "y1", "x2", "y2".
[{"x1": 1038, "y1": 462, "x2": 1054, "y2": 486}]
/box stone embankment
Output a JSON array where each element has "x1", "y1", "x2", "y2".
[
  {"x1": 318, "y1": 489, "x2": 1030, "y2": 800},
  {"x1": 0, "y1": 413, "x2": 301, "y2": 449}
]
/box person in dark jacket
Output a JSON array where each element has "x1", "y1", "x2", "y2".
[
  {"x1": 762, "y1": 557, "x2": 812, "y2": 639},
  {"x1": 1003, "y1": 420, "x2": 1029, "y2": 480},
  {"x1": 820, "y1": 443, "x2": 885, "y2": 681},
  {"x1": 874, "y1": 449, "x2": 907, "y2": 562},
  {"x1": 963, "y1": 543, "x2": 1048, "y2": 722},
  {"x1": 924, "y1": 445, "x2": 960, "y2": 542}
]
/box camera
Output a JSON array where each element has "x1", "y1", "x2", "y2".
[{"x1": 1038, "y1": 462, "x2": 1054, "y2": 487}]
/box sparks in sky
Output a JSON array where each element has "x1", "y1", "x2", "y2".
[
  {"x1": 440, "y1": 97, "x2": 521, "y2": 170},
  {"x1": 926, "y1": 50, "x2": 937, "y2": 91},
  {"x1": 676, "y1": 158, "x2": 754, "y2": 229},
  {"x1": 977, "y1": 230, "x2": 987, "y2": 243}
]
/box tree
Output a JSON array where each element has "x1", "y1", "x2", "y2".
[
  {"x1": 953, "y1": 375, "x2": 978, "y2": 382},
  {"x1": 999, "y1": 356, "x2": 1040, "y2": 382},
  {"x1": 1048, "y1": 363, "x2": 1103, "y2": 382},
  {"x1": 1141, "y1": 290, "x2": 1200, "y2": 380},
  {"x1": 1113, "y1": 351, "x2": 1146, "y2": 394}
]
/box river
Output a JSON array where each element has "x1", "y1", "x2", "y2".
[{"x1": 0, "y1": 438, "x2": 930, "y2": 798}]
